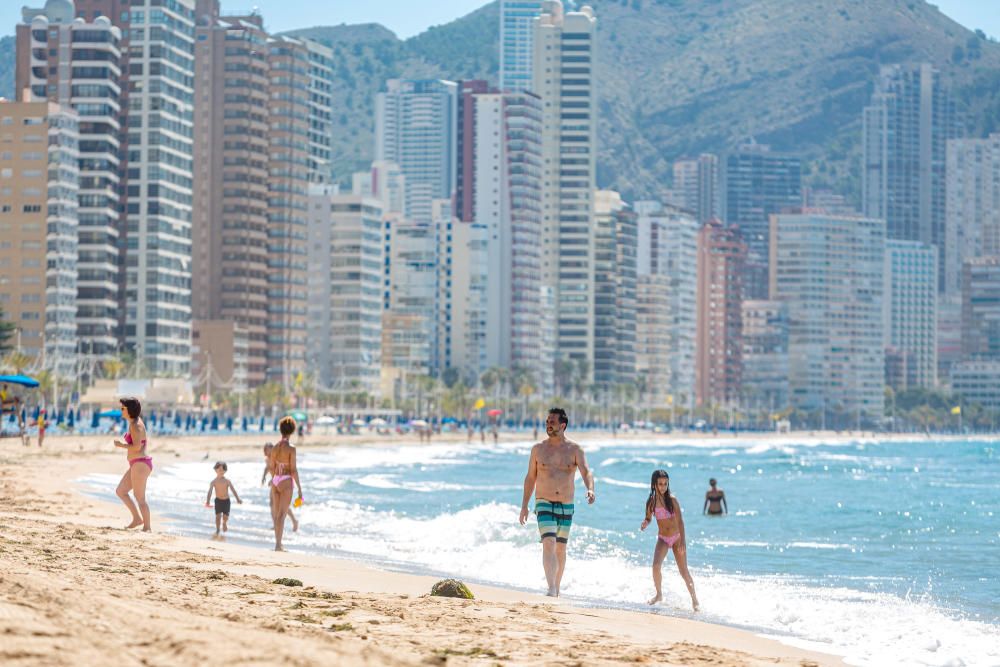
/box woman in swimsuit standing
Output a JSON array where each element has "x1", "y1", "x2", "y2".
[
  {"x1": 640, "y1": 469, "x2": 699, "y2": 610},
  {"x1": 268, "y1": 416, "x2": 303, "y2": 551},
  {"x1": 113, "y1": 396, "x2": 152, "y2": 531}
]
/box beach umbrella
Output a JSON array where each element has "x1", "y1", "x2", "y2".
[
  {"x1": 285, "y1": 409, "x2": 307, "y2": 422},
  {"x1": 211, "y1": 414, "x2": 219, "y2": 431},
  {"x1": 174, "y1": 412, "x2": 182, "y2": 428},
  {"x1": 410, "y1": 419, "x2": 428, "y2": 427},
  {"x1": 90, "y1": 411, "x2": 99, "y2": 428},
  {"x1": 242, "y1": 416, "x2": 249, "y2": 431},
  {"x1": 67, "y1": 410, "x2": 75, "y2": 428},
  {"x1": 97, "y1": 409, "x2": 122, "y2": 418},
  {"x1": 487, "y1": 409, "x2": 503, "y2": 417},
  {"x1": 0, "y1": 374, "x2": 40, "y2": 388},
  {"x1": 441, "y1": 417, "x2": 457, "y2": 424},
  {"x1": 259, "y1": 415, "x2": 266, "y2": 431},
  {"x1": 32, "y1": 406, "x2": 40, "y2": 420},
  {"x1": 150, "y1": 412, "x2": 157, "y2": 427},
  {"x1": 21, "y1": 407, "x2": 27, "y2": 425},
  {"x1": 56, "y1": 410, "x2": 64, "y2": 425},
  {"x1": 200, "y1": 416, "x2": 208, "y2": 431},
  {"x1": 226, "y1": 416, "x2": 234, "y2": 431},
  {"x1": 368, "y1": 417, "x2": 387, "y2": 426},
  {"x1": 75, "y1": 409, "x2": 81, "y2": 424},
  {"x1": 272, "y1": 416, "x2": 279, "y2": 431}
]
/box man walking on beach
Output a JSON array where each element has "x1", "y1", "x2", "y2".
[{"x1": 519, "y1": 407, "x2": 595, "y2": 597}]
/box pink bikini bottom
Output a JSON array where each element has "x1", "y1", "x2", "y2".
[
  {"x1": 128, "y1": 456, "x2": 153, "y2": 472},
  {"x1": 658, "y1": 533, "x2": 681, "y2": 548}
]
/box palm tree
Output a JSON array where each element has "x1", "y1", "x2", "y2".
[
  {"x1": 2, "y1": 350, "x2": 33, "y2": 374},
  {"x1": 0, "y1": 306, "x2": 15, "y2": 354}
]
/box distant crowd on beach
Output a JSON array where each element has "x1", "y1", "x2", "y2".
[{"x1": 111, "y1": 397, "x2": 735, "y2": 609}]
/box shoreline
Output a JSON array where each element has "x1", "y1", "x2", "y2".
[{"x1": 2, "y1": 432, "x2": 870, "y2": 665}]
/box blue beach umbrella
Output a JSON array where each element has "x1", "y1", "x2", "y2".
[
  {"x1": 242, "y1": 416, "x2": 249, "y2": 431},
  {"x1": 56, "y1": 410, "x2": 64, "y2": 425},
  {"x1": 32, "y1": 406, "x2": 40, "y2": 420},
  {"x1": 90, "y1": 411, "x2": 99, "y2": 428},
  {"x1": 174, "y1": 412, "x2": 182, "y2": 428},
  {"x1": 226, "y1": 416, "x2": 234, "y2": 431},
  {"x1": 272, "y1": 416, "x2": 279, "y2": 431},
  {"x1": 150, "y1": 412, "x2": 157, "y2": 427},
  {"x1": 259, "y1": 415, "x2": 265, "y2": 431},
  {"x1": 97, "y1": 409, "x2": 122, "y2": 418},
  {"x1": 0, "y1": 374, "x2": 40, "y2": 388},
  {"x1": 67, "y1": 410, "x2": 75, "y2": 428},
  {"x1": 211, "y1": 414, "x2": 219, "y2": 431}
]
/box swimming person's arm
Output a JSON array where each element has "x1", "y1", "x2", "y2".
[
  {"x1": 519, "y1": 445, "x2": 538, "y2": 525},
  {"x1": 229, "y1": 480, "x2": 242, "y2": 504},
  {"x1": 290, "y1": 447, "x2": 302, "y2": 500},
  {"x1": 576, "y1": 445, "x2": 595, "y2": 504}
]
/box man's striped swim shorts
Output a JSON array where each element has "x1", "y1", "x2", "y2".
[{"x1": 535, "y1": 499, "x2": 574, "y2": 543}]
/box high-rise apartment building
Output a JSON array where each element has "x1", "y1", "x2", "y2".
[
  {"x1": 673, "y1": 154, "x2": 719, "y2": 223},
  {"x1": 722, "y1": 143, "x2": 801, "y2": 299},
  {"x1": 635, "y1": 201, "x2": 698, "y2": 403},
  {"x1": 0, "y1": 101, "x2": 79, "y2": 376},
  {"x1": 533, "y1": 0, "x2": 598, "y2": 379},
  {"x1": 636, "y1": 274, "x2": 671, "y2": 405},
  {"x1": 436, "y1": 210, "x2": 489, "y2": 381},
  {"x1": 741, "y1": 300, "x2": 789, "y2": 415},
  {"x1": 455, "y1": 81, "x2": 546, "y2": 380},
  {"x1": 306, "y1": 186, "x2": 384, "y2": 396},
  {"x1": 192, "y1": 7, "x2": 270, "y2": 386},
  {"x1": 863, "y1": 63, "x2": 963, "y2": 291},
  {"x1": 695, "y1": 219, "x2": 746, "y2": 407},
  {"x1": 945, "y1": 134, "x2": 1000, "y2": 295},
  {"x1": 375, "y1": 79, "x2": 457, "y2": 224},
  {"x1": 770, "y1": 213, "x2": 886, "y2": 422},
  {"x1": 383, "y1": 212, "x2": 438, "y2": 377},
  {"x1": 16, "y1": 2, "x2": 122, "y2": 360},
  {"x1": 883, "y1": 240, "x2": 937, "y2": 390},
  {"x1": 961, "y1": 256, "x2": 1000, "y2": 361},
  {"x1": 499, "y1": 0, "x2": 543, "y2": 93},
  {"x1": 592, "y1": 191, "x2": 637, "y2": 389}
]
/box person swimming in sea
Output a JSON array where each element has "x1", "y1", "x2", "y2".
[
  {"x1": 640, "y1": 469, "x2": 699, "y2": 611},
  {"x1": 703, "y1": 477, "x2": 727, "y2": 515}
]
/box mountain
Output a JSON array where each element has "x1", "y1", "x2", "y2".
[{"x1": 2, "y1": 1, "x2": 999, "y2": 201}]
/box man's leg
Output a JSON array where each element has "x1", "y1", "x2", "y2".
[
  {"x1": 541, "y1": 537, "x2": 558, "y2": 596},
  {"x1": 554, "y1": 541, "x2": 568, "y2": 596}
]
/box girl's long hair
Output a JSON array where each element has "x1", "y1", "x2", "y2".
[{"x1": 645, "y1": 469, "x2": 673, "y2": 515}]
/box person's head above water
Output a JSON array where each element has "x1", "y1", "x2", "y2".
[{"x1": 545, "y1": 407, "x2": 568, "y2": 437}]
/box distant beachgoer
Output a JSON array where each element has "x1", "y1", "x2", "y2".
[
  {"x1": 703, "y1": 478, "x2": 727, "y2": 515},
  {"x1": 36, "y1": 409, "x2": 46, "y2": 447},
  {"x1": 205, "y1": 461, "x2": 242, "y2": 537},
  {"x1": 641, "y1": 470, "x2": 698, "y2": 610},
  {"x1": 113, "y1": 396, "x2": 152, "y2": 531},
  {"x1": 262, "y1": 443, "x2": 298, "y2": 532},
  {"x1": 269, "y1": 417, "x2": 302, "y2": 551},
  {"x1": 519, "y1": 407, "x2": 596, "y2": 597}
]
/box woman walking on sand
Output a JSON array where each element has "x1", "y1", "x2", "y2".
[
  {"x1": 113, "y1": 397, "x2": 153, "y2": 531},
  {"x1": 640, "y1": 469, "x2": 699, "y2": 611},
  {"x1": 269, "y1": 416, "x2": 303, "y2": 551}
]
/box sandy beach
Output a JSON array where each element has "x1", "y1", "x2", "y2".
[{"x1": 0, "y1": 432, "x2": 847, "y2": 666}]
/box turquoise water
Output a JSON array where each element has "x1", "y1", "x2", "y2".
[{"x1": 85, "y1": 435, "x2": 1000, "y2": 666}]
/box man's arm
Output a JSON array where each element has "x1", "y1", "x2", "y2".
[
  {"x1": 575, "y1": 445, "x2": 595, "y2": 504},
  {"x1": 519, "y1": 445, "x2": 538, "y2": 524}
]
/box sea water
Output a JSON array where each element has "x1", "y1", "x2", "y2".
[{"x1": 83, "y1": 435, "x2": 1000, "y2": 666}]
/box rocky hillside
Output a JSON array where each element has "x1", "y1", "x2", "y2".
[{"x1": 3, "y1": 0, "x2": 999, "y2": 201}]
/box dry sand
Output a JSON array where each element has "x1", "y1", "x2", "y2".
[{"x1": 0, "y1": 432, "x2": 845, "y2": 666}]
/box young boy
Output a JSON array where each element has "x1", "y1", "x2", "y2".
[{"x1": 206, "y1": 461, "x2": 242, "y2": 536}]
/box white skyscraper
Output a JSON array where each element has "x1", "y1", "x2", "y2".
[
  {"x1": 533, "y1": 0, "x2": 598, "y2": 380},
  {"x1": 770, "y1": 213, "x2": 886, "y2": 423},
  {"x1": 883, "y1": 240, "x2": 938, "y2": 389},
  {"x1": 945, "y1": 134, "x2": 1000, "y2": 295},
  {"x1": 500, "y1": 0, "x2": 544, "y2": 92},
  {"x1": 123, "y1": 0, "x2": 197, "y2": 375},
  {"x1": 375, "y1": 79, "x2": 458, "y2": 224},
  {"x1": 635, "y1": 201, "x2": 698, "y2": 404}
]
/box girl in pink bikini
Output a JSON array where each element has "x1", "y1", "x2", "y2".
[
  {"x1": 113, "y1": 396, "x2": 153, "y2": 531},
  {"x1": 640, "y1": 469, "x2": 699, "y2": 610}
]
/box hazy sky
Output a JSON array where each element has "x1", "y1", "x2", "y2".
[{"x1": 1, "y1": 0, "x2": 998, "y2": 41}]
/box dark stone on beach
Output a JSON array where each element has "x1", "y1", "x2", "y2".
[
  {"x1": 273, "y1": 577, "x2": 303, "y2": 587},
  {"x1": 430, "y1": 579, "x2": 474, "y2": 599}
]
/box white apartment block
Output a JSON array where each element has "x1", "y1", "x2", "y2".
[
  {"x1": 533, "y1": 0, "x2": 598, "y2": 379},
  {"x1": 884, "y1": 239, "x2": 938, "y2": 389},
  {"x1": 945, "y1": 134, "x2": 1000, "y2": 295}
]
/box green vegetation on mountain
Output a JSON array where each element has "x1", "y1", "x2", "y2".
[{"x1": 2, "y1": 1, "x2": 998, "y2": 201}]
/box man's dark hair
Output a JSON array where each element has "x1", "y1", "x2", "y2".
[{"x1": 548, "y1": 407, "x2": 568, "y2": 428}]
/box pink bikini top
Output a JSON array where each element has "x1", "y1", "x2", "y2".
[
  {"x1": 653, "y1": 506, "x2": 673, "y2": 520},
  {"x1": 124, "y1": 432, "x2": 147, "y2": 450}
]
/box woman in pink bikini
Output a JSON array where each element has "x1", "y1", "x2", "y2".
[
  {"x1": 640, "y1": 469, "x2": 699, "y2": 610},
  {"x1": 268, "y1": 416, "x2": 302, "y2": 551},
  {"x1": 113, "y1": 396, "x2": 153, "y2": 531}
]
